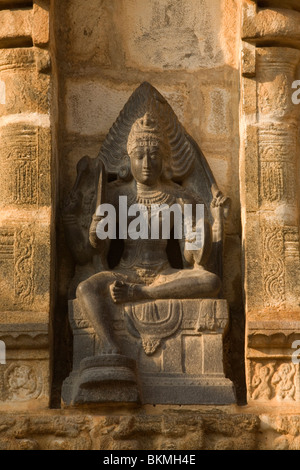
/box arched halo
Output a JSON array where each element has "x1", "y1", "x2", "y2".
[{"x1": 97, "y1": 82, "x2": 196, "y2": 181}]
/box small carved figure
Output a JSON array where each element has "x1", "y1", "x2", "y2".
[
  {"x1": 251, "y1": 363, "x2": 274, "y2": 400},
  {"x1": 272, "y1": 363, "x2": 295, "y2": 402},
  {"x1": 6, "y1": 365, "x2": 39, "y2": 401}
]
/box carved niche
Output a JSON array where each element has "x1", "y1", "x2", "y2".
[{"x1": 61, "y1": 82, "x2": 235, "y2": 405}]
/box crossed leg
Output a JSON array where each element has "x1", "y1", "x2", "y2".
[
  {"x1": 77, "y1": 267, "x2": 221, "y2": 353},
  {"x1": 110, "y1": 266, "x2": 221, "y2": 303}
]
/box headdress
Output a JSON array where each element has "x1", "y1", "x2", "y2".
[{"x1": 127, "y1": 112, "x2": 168, "y2": 155}]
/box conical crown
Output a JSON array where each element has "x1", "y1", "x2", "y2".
[{"x1": 127, "y1": 112, "x2": 164, "y2": 154}]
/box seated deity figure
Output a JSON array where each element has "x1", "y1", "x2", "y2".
[
  {"x1": 62, "y1": 82, "x2": 234, "y2": 405},
  {"x1": 76, "y1": 112, "x2": 222, "y2": 355}
]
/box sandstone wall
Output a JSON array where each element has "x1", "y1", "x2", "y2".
[
  {"x1": 240, "y1": 0, "x2": 300, "y2": 405},
  {"x1": 0, "y1": 0, "x2": 300, "y2": 451},
  {"x1": 0, "y1": 0, "x2": 52, "y2": 410},
  {"x1": 52, "y1": 0, "x2": 246, "y2": 405}
]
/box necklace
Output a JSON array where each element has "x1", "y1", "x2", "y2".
[{"x1": 134, "y1": 183, "x2": 175, "y2": 206}]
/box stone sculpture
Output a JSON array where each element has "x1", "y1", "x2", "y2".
[{"x1": 61, "y1": 82, "x2": 235, "y2": 405}]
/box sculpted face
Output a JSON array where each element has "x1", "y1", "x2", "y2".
[{"x1": 129, "y1": 143, "x2": 163, "y2": 186}]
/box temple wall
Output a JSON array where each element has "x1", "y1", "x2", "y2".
[
  {"x1": 53, "y1": 0, "x2": 246, "y2": 404},
  {"x1": 240, "y1": 0, "x2": 300, "y2": 406},
  {"x1": 55, "y1": 0, "x2": 241, "y2": 237},
  {"x1": 0, "y1": 0, "x2": 300, "y2": 450},
  {"x1": 0, "y1": 0, "x2": 52, "y2": 410}
]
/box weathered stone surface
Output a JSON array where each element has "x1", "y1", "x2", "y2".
[
  {"x1": 63, "y1": 300, "x2": 234, "y2": 404},
  {"x1": 32, "y1": 2, "x2": 49, "y2": 47},
  {"x1": 114, "y1": 0, "x2": 225, "y2": 71},
  {"x1": 0, "y1": 3, "x2": 52, "y2": 410},
  {"x1": 0, "y1": 8, "x2": 32, "y2": 48},
  {"x1": 0, "y1": 410, "x2": 259, "y2": 450},
  {"x1": 0, "y1": 414, "x2": 92, "y2": 450},
  {"x1": 0, "y1": 48, "x2": 50, "y2": 116},
  {"x1": 65, "y1": 80, "x2": 132, "y2": 136},
  {"x1": 240, "y1": 0, "x2": 300, "y2": 409},
  {"x1": 257, "y1": 48, "x2": 300, "y2": 120},
  {"x1": 57, "y1": 0, "x2": 112, "y2": 67},
  {"x1": 3, "y1": 408, "x2": 300, "y2": 449},
  {"x1": 199, "y1": 86, "x2": 232, "y2": 141},
  {"x1": 65, "y1": 80, "x2": 188, "y2": 137},
  {"x1": 0, "y1": 125, "x2": 51, "y2": 206},
  {"x1": 243, "y1": 7, "x2": 300, "y2": 49},
  {"x1": 0, "y1": 217, "x2": 51, "y2": 313},
  {"x1": 241, "y1": 42, "x2": 256, "y2": 77}
]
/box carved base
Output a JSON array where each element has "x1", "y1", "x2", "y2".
[
  {"x1": 62, "y1": 298, "x2": 236, "y2": 406},
  {"x1": 62, "y1": 354, "x2": 140, "y2": 405},
  {"x1": 141, "y1": 374, "x2": 235, "y2": 405},
  {"x1": 247, "y1": 315, "x2": 300, "y2": 404}
]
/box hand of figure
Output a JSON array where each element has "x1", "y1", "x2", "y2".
[
  {"x1": 210, "y1": 191, "x2": 230, "y2": 220},
  {"x1": 62, "y1": 191, "x2": 83, "y2": 217}
]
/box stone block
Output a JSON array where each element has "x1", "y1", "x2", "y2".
[
  {"x1": 247, "y1": 316, "x2": 300, "y2": 404},
  {"x1": 203, "y1": 334, "x2": 224, "y2": 374},
  {"x1": 116, "y1": 0, "x2": 224, "y2": 70},
  {"x1": 65, "y1": 80, "x2": 133, "y2": 136},
  {"x1": 0, "y1": 124, "x2": 51, "y2": 207},
  {"x1": 257, "y1": 48, "x2": 300, "y2": 120},
  {"x1": 243, "y1": 124, "x2": 259, "y2": 212},
  {"x1": 201, "y1": 87, "x2": 231, "y2": 137},
  {"x1": 243, "y1": 213, "x2": 263, "y2": 312},
  {"x1": 243, "y1": 7, "x2": 300, "y2": 49},
  {"x1": 0, "y1": 215, "x2": 51, "y2": 314},
  {"x1": 60, "y1": 0, "x2": 112, "y2": 67},
  {"x1": 0, "y1": 8, "x2": 33, "y2": 48},
  {"x1": 0, "y1": 323, "x2": 49, "y2": 407},
  {"x1": 241, "y1": 76, "x2": 257, "y2": 117},
  {"x1": 62, "y1": 298, "x2": 235, "y2": 406},
  {"x1": 241, "y1": 41, "x2": 256, "y2": 77},
  {"x1": 65, "y1": 80, "x2": 190, "y2": 138},
  {"x1": 182, "y1": 335, "x2": 202, "y2": 374},
  {"x1": 0, "y1": 410, "x2": 261, "y2": 450},
  {"x1": 0, "y1": 48, "x2": 50, "y2": 116},
  {"x1": 32, "y1": 3, "x2": 49, "y2": 47}
]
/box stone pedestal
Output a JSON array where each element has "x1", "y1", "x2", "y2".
[{"x1": 62, "y1": 298, "x2": 235, "y2": 406}]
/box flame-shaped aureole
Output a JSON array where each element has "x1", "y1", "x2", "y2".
[{"x1": 98, "y1": 82, "x2": 196, "y2": 181}]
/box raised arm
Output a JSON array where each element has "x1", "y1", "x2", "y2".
[
  {"x1": 176, "y1": 194, "x2": 213, "y2": 269},
  {"x1": 89, "y1": 160, "x2": 110, "y2": 268},
  {"x1": 62, "y1": 156, "x2": 96, "y2": 265}
]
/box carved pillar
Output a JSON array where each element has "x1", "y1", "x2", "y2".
[
  {"x1": 0, "y1": 1, "x2": 52, "y2": 408},
  {"x1": 257, "y1": 49, "x2": 300, "y2": 311},
  {"x1": 241, "y1": 1, "x2": 300, "y2": 404}
]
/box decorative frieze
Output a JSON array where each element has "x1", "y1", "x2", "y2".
[
  {"x1": 262, "y1": 225, "x2": 285, "y2": 308},
  {"x1": 0, "y1": 124, "x2": 38, "y2": 205},
  {"x1": 4, "y1": 363, "x2": 43, "y2": 402},
  {"x1": 250, "y1": 361, "x2": 299, "y2": 402},
  {"x1": 14, "y1": 229, "x2": 34, "y2": 305},
  {"x1": 0, "y1": 226, "x2": 35, "y2": 309}
]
